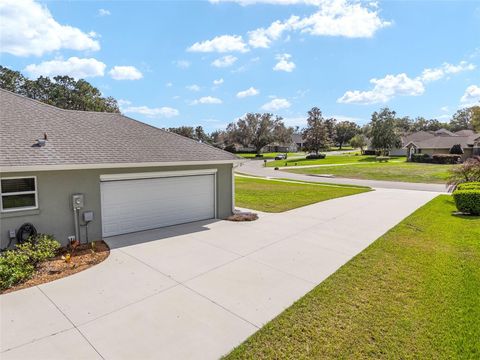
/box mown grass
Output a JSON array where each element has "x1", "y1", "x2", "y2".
[
  {"x1": 225, "y1": 195, "x2": 480, "y2": 359},
  {"x1": 267, "y1": 154, "x2": 388, "y2": 167},
  {"x1": 287, "y1": 162, "x2": 453, "y2": 184},
  {"x1": 235, "y1": 176, "x2": 369, "y2": 212}
]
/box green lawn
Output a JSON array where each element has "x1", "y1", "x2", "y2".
[
  {"x1": 267, "y1": 153, "x2": 396, "y2": 167},
  {"x1": 237, "y1": 152, "x2": 305, "y2": 159},
  {"x1": 235, "y1": 176, "x2": 370, "y2": 212},
  {"x1": 225, "y1": 195, "x2": 480, "y2": 359},
  {"x1": 287, "y1": 162, "x2": 453, "y2": 184}
]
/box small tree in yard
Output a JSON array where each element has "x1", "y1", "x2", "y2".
[
  {"x1": 447, "y1": 156, "x2": 480, "y2": 191},
  {"x1": 350, "y1": 134, "x2": 368, "y2": 153},
  {"x1": 370, "y1": 107, "x2": 401, "y2": 155},
  {"x1": 226, "y1": 113, "x2": 293, "y2": 155},
  {"x1": 302, "y1": 107, "x2": 331, "y2": 155},
  {"x1": 335, "y1": 121, "x2": 359, "y2": 149}
]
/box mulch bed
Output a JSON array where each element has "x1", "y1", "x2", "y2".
[
  {"x1": 1, "y1": 240, "x2": 110, "y2": 295},
  {"x1": 226, "y1": 211, "x2": 259, "y2": 222}
]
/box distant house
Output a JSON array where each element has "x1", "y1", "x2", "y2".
[
  {"x1": 291, "y1": 133, "x2": 306, "y2": 151},
  {"x1": 389, "y1": 131, "x2": 434, "y2": 156},
  {"x1": 404, "y1": 130, "x2": 480, "y2": 160}
]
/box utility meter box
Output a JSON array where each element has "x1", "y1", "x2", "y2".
[
  {"x1": 72, "y1": 194, "x2": 84, "y2": 210},
  {"x1": 83, "y1": 211, "x2": 94, "y2": 222}
]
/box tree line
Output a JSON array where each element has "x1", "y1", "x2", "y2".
[
  {"x1": 0, "y1": 66, "x2": 120, "y2": 113},
  {"x1": 177, "y1": 104, "x2": 479, "y2": 155}
]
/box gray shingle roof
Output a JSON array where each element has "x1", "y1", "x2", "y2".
[
  {"x1": 405, "y1": 134, "x2": 480, "y2": 149},
  {"x1": 0, "y1": 89, "x2": 239, "y2": 168}
]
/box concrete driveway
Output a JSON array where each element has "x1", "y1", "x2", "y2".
[{"x1": 1, "y1": 189, "x2": 439, "y2": 359}]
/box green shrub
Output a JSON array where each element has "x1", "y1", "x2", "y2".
[
  {"x1": 453, "y1": 189, "x2": 480, "y2": 215},
  {"x1": 0, "y1": 234, "x2": 60, "y2": 291},
  {"x1": 410, "y1": 153, "x2": 431, "y2": 163},
  {"x1": 432, "y1": 154, "x2": 462, "y2": 164},
  {"x1": 306, "y1": 153, "x2": 326, "y2": 159},
  {"x1": 0, "y1": 251, "x2": 34, "y2": 290},
  {"x1": 457, "y1": 182, "x2": 480, "y2": 190},
  {"x1": 16, "y1": 234, "x2": 60, "y2": 265}
]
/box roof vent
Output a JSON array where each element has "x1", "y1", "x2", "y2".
[
  {"x1": 36, "y1": 139, "x2": 47, "y2": 147},
  {"x1": 34, "y1": 133, "x2": 48, "y2": 147}
]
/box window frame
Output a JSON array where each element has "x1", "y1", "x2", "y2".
[{"x1": 0, "y1": 176, "x2": 39, "y2": 213}]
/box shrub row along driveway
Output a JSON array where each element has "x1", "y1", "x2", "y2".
[{"x1": 1, "y1": 189, "x2": 438, "y2": 359}]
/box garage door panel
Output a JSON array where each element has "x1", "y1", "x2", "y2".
[{"x1": 101, "y1": 174, "x2": 215, "y2": 237}]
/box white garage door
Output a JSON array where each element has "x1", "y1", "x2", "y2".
[{"x1": 100, "y1": 171, "x2": 216, "y2": 237}]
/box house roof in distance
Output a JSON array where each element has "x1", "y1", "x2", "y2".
[
  {"x1": 405, "y1": 134, "x2": 480, "y2": 149},
  {"x1": 0, "y1": 89, "x2": 239, "y2": 169}
]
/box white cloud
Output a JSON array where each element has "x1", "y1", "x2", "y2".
[
  {"x1": 109, "y1": 66, "x2": 143, "y2": 80},
  {"x1": 0, "y1": 0, "x2": 100, "y2": 57},
  {"x1": 166, "y1": 82, "x2": 173, "y2": 87},
  {"x1": 191, "y1": 96, "x2": 223, "y2": 105},
  {"x1": 460, "y1": 85, "x2": 480, "y2": 105},
  {"x1": 273, "y1": 53, "x2": 296, "y2": 72},
  {"x1": 98, "y1": 8, "x2": 111, "y2": 16},
  {"x1": 213, "y1": 0, "x2": 391, "y2": 51},
  {"x1": 338, "y1": 60, "x2": 476, "y2": 105},
  {"x1": 261, "y1": 98, "x2": 291, "y2": 111},
  {"x1": 290, "y1": 1, "x2": 391, "y2": 38},
  {"x1": 248, "y1": 20, "x2": 289, "y2": 48},
  {"x1": 440, "y1": 106, "x2": 449, "y2": 112},
  {"x1": 188, "y1": 35, "x2": 249, "y2": 53},
  {"x1": 122, "y1": 105, "x2": 179, "y2": 118},
  {"x1": 420, "y1": 68, "x2": 445, "y2": 83},
  {"x1": 237, "y1": 86, "x2": 260, "y2": 99},
  {"x1": 282, "y1": 116, "x2": 306, "y2": 127},
  {"x1": 174, "y1": 60, "x2": 191, "y2": 69},
  {"x1": 444, "y1": 61, "x2": 476, "y2": 74},
  {"x1": 338, "y1": 73, "x2": 424, "y2": 104},
  {"x1": 210, "y1": 0, "x2": 320, "y2": 4},
  {"x1": 211, "y1": 55, "x2": 238, "y2": 67},
  {"x1": 186, "y1": 84, "x2": 201, "y2": 91},
  {"x1": 213, "y1": 78, "x2": 224, "y2": 85},
  {"x1": 420, "y1": 61, "x2": 476, "y2": 83},
  {"x1": 237, "y1": 87, "x2": 260, "y2": 98},
  {"x1": 24, "y1": 57, "x2": 106, "y2": 79},
  {"x1": 118, "y1": 99, "x2": 132, "y2": 107}
]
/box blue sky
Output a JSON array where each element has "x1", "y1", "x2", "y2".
[{"x1": 1, "y1": 0, "x2": 479, "y2": 132}]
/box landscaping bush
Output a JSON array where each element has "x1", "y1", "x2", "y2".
[
  {"x1": 457, "y1": 182, "x2": 480, "y2": 190},
  {"x1": 431, "y1": 154, "x2": 462, "y2": 164},
  {"x1": 453, "y1": 189, "x2": 480, "y2": 215},
  {"x1": 0, "y1": 250, "x2": 34, "y2": 291},
  {"x1": 0, "y1": 234, "x2": 60, "y2": 291},
  {"x1": 306, "y1": 153, "x2": 326, "y2": 160},
  {"x1": 363, "y1": 150, "x2": 381, "y2": 156},
  {"x1": 16, "y1": 234, "x2": 60, "y2": 265},
  {"x1": 410, "y1": 153, "x2": 431, "y2": 163}
]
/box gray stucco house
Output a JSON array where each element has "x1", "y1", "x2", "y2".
[
  {"x1": 0, "y1": 89, "x2": 242, "y2": 248},
  {"x1": 404, "y1": 129, "x2": 480, "y2": 160}
]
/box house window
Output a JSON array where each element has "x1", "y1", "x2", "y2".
[{"x1": 1, "y1": 177, "x2": 38, "y2": 212}]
